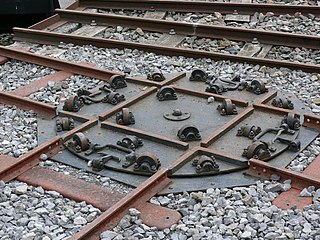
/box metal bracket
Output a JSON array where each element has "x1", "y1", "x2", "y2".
[
  {"x1": 237, "y1": 125, "x2": 261, "y2": 139},
  {"x1": 147, "y1": 72, "x2": 165, "y2": 82},
  {"x1": 133, "y1": 153, "x2": 161, "y2": 174},
  {"x1": 246, "y1": 79, "x2": 268, "y2": 95},
  {"x1": 157, "y1": 86, "x2": 178, "y2": 101},
  {"x1": 63, "y1": 95, "x2": 83, "y2": 112},
  {"x1": 177, "y1": 125, "x2": 201, "y2": 142},
  {"x1": 116, "y1": 108, "x2": 135, "y2": 125},
  {"x1": 192, "y1": 155, "x2": 220, "y2": 174},
  {"x1": 109, "y1": 75, "x2": 127, "y2": 89},
  {"x1": 56, "y1": 117, "x2": 74, "y2": 132},
  {"x1": 217, "y1": 99, "x2": 238, "y2": 115},
  {"x1": 189, "y1": 69, "x2": 208, "y2": 82},
  {"x1": 272, "y1": 97, "x2": 294, "y2": 109}
]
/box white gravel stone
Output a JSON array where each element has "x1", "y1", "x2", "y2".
[
  {"x1": 300, "y1": 188, "x2": 313, "y2": 197},
  {"x1": 0, "y1": 180, "x2": 100, "y2": 239},
  {"x1": 0, "y1": 60, "x2": 55, "y2": 92},
  {"x1": 100, "y1": 230, "x2": 117, "y2": 240},
  {"x1": 0, "y1": 105, "x2": 38, "y2": 157},
  {"x1": 73, "y1": 216, "x2": 88, "y2": 225},
  {"x1": 105, "y1": 180, "x2": 320, "y2": 239},
  {"x1": 14, "y1": 184, "x2": 28, "y2": 194}
]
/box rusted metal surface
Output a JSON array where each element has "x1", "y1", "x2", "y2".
[
  {"x1": 54, "y1": 9, "x2": 320, "y2": 50},
  {"x1": 0, "y1": 56, "x2": 9, "y2": 65},
  {"x1": 78, "y1": 0, "x2": 320, "y2": 16},
  {"x1": 0, "y1": 91, "x2": 57, "y2": 118},
  {"x1": 13, "y1": 28, "x2": 320, "y2": 74},
  {"x1": 17, "y1": 166, "x2": 124, "y2": 211},
  {"x1": 28, "y1": 14, "x2": 62, "y2": 30},
  {"x1": 138, "y1": 202, "x2": 181, "y2": 230},
  {"x1": 71, "y1": 168, "x2": 171, "y2": 240},
  {"x1": 273, "y1": 155, "x2": 320, "y2": 210},
  {"x1": 12, "y1": 71, "x2": 73, "y2": 97},
  {"x1": 303, "y1": 114, "x2": 320, "y2": 129},
  {"x1": 0, "y1": 136, "x2": 63, "y2": 182},
  {"x1": 253, "y1": 103, "x2": 300, "y2": 116},
  {"x1": 255, "y1": 90, "x2": 278, "y2": 104},
  {"x1": 0, "y1": 46, "x2": 124, "y2": 80},
  {"x1": 247, "y1": 159, "x2": 320, "y2": 189},
  {"x1": 273, "y1": 188, "x2": 313, "y2": 211}
]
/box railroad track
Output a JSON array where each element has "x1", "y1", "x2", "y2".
[{"x1": 0, "y1": 0, "x2": 320, "y2": 239}]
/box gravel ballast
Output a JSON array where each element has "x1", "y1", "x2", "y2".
[
  {"x1": 101, "y1": 180, "x2": 320, "y2": 240},
  {"x1": 28, "y1": 75, "x2": 104, "y2": 105},
  {"x1": 0, "y1": 105, "x2": 37, "y2": 157},
  {"x1": 0, "y1": 180, "x2": 101, "y2": 240},
  {"x1": 0, "y1": 60, "x2": 55, "y2": 92}
]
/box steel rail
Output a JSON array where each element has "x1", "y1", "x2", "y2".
[
  {"x1": 17, "y1": 166, "x2": 124, "y2": 211},
  {"x1": 0, "y1": 46, "x2": 124, "y2": 80},
  {"x1": 248, "y1": 159, "x2": 320, "y2": 189},
  {"x1": 303, "y1": 113, "x2": 320, "y2": 129},
  {"x1": 71, "y1": 168, "x2": 171, "y2": 239},
  {"x1": 0, "y1": 91, "x2": 57, "y2": 118},
  {"x1": 12, "y1": 71, "x2": 73, "y2": 97},
  {"x1": 78, "y1": 0, "x2": 320, "y2": 16},
  {"x1": 273, "y1": 154, "x2": 320, "y2": 210},
  {"x1": 201, "y1": 107, "x2": 254, "y2": 147},
  {"x1": 101, "y1": 121, "x2": 189, "y2": 150},
  {"x1": 0, "y1": 136, "x2": 63, "y2": 182},
  {"x1": 13, "y1": 28, "x2": 320, "y2": 74},
  {"x1": 54, "y1": 9, "x2": 320, "y2": 50},
  {"x1": 173, "y1": 86, "x2": 248, "y2": 107}
]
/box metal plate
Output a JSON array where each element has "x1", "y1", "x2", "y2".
[
  {"x1": 52, "y1": 124, "x2": 185, "y2": 186},
  {"x1": 105, "y1": 91, "x2": 245, "y2": 148},
  {"x1": 207, "y1": 109, "x2": 318, "y2": 167},
  {"x1": 41, "y1": 71, "x2": 318, "y2": 193}
]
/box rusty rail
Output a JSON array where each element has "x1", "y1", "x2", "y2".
[
  {"x1": 78, "y1": 0, "x2": 320, "y2": 16},
  {"x1": 13, "y1": 28, "x2": 320, "y2": 74},
  {"x1": 0, "y1": 46, "x2": 124, "y2": 80},
  {"x1": 303, "y1": 113, "x2": 320, "y2": 129},
  {"x1": 101, "y1": 121, "x2": 189, "y2": 150},
  {"x1": 54, "y1": 9, "x2": 320, "y2": 50},
  {"x1": 0, "y1": 136, "x2": 63, "y2": 182},
  {"x1": 247, "y1": 159, "x2": 320, "y2": 189},
  {"x1": 71, "y1": 168, "x2": 172, "y2": 240},
  {"x1": 0, "y1": 91, "x2": 57, "y2": 118}
]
